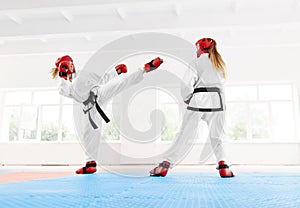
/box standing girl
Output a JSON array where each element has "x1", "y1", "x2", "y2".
[{"x1": 150, "y1": 38, "x2": 234, "y2": 178}]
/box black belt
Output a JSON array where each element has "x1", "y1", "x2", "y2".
[
  {"x1": 83, "y1": 90, "x2": 110, "y2": 129},
  {"x1": 187, "y1": 87, "x2": 224, "y2": 112}
]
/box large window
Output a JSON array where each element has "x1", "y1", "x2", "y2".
[
  {"x1": 0, "y1": 88, "x2": 118, "y2": 143},
  {"x1": 1, "y1": 89, "x2": 77, "y2": 142},
  {"x1": 226, "y1": 83, "x2": 299, "y2": 141},
  {"x1": 125, "y1": 88, "x2": 181, "y2": 142},
  {"x1": 158, "y1": 90, "x2": 181, "y2": 141},
  {"x1": 150, "y1": 82, "x2": 299, "y2": 142},
  {"x1": 1, "y1": 82, "x2": 298, "y2": 143}
]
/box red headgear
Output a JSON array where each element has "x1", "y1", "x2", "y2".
[
  {"x1": 55, "y1": 55, "x2": 76, "y2": 80},
  {"x1": 195, "y1": 38, "x2": 216, "y2": 57}
]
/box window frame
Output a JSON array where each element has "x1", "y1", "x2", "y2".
[
  {"x1": 1, "y1": 81, "x2": 299, "y2": 144},
  {"x1": 0, "y1": 88, "x2": 79, "y2": 143},
  {"x1": 226, "y1": 81, "x2": 300, "y2": 143}
]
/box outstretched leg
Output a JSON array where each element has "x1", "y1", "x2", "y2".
[
  {"x1": 94, "y1": 63, "x2": 127, "y2": 86},
  {"x1": 150, "y1": 110, "x2": 200, "y2": 177},
  {"x1": 97, "y1": 57, "x2": 163, "y2": 104}
]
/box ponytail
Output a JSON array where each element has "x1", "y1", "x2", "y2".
[
  {"x1": 208, "y1": 43, "x2": 227, "y2": 79},
  {"x1": 51, "y1": 67, "x2": 59, "y2": 79}
]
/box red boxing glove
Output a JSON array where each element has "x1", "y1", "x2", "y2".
[
  {"x1": 115, "y1": 64, "x2": 127, "y2": 75},
  {"x1": 217, "y1": 160, "x2": 234, "y2": 178},
  {"x1": 144, "y1": 57, "x2": 163, "y2": 72}
]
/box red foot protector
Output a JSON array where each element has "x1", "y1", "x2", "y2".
[
  {"x1": 144, "y1": 57, "x2": 163, "y2": 72},
  {"x1": 217, "y1": 160, "x2": 234, "y2": 178},
  {"x1": 76, "y1": 160, "x2": 97, "y2": 174},
  {"x1": 150, "y1": 161, "x2": 170, "y2": 177},
  {"x1": 85, "y1": 160, "x2": 97, "y2": 168},
  {"x1": 115, "y1": 64, "x2": 127, "y2": 75}
]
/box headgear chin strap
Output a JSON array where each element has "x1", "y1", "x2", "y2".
[
  {"x1": 55, "y1": 55, "x2": 76, "y2": 80},
  {"x1": 195, "y1": 38, "x2": 216, "y2": 57}
]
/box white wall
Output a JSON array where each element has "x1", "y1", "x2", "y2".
[
  {"x1": 1, "y1": 45, "x2": 300, "y2": 89},
  {"x1": 1, "y1": 142, "x2": 300, "y2": 165},
  {"x1": 0, "y1": 53, "x2": 91, "y2": 89},
  {"x1": 225, "y1": 47, "x2": 300, "y2": 89},
  {"x1": 1, "y1": 40, "x2": 300, "y2": 165}
]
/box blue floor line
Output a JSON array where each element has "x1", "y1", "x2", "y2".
[{"x1": 0, "y1": 172, "x2": 300, "y2": 208}]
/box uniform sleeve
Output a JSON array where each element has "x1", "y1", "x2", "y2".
[
  {"x1": 181, "y1": 62, "x2": 198, "y2": 103},
  {"x1": 58, "y1": 78, "x2": 73, "y2": 99}
]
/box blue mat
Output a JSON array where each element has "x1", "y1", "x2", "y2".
[{"x1": 0, "y1": 172, "x2": 300, "y2": 208}]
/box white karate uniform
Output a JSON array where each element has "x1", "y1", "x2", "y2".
[
  {"x1": 165, "y1": 54, "x2": 227, "y2": 165},
  {"x1": 58, "y1": 69, "x2": 145, "y2": 161}
]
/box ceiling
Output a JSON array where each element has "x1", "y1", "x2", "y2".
[{"x1": 0, "y1": 0, "x2": 300, "y2": 55}]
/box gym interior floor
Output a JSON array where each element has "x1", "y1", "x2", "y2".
[{"x1": 1, "y1": 165, "x2": 300, "y2": 208}]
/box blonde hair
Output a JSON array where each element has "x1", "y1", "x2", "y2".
[
  {"x1": 51, "y1": 67, "x2": 59, "y2": 79},
  {"x1": 51, "y1": 67, "x2": 73, "y2": 82},
  {"x1": 208, "y1": 43, "x2": 227, "y2": 79}
]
